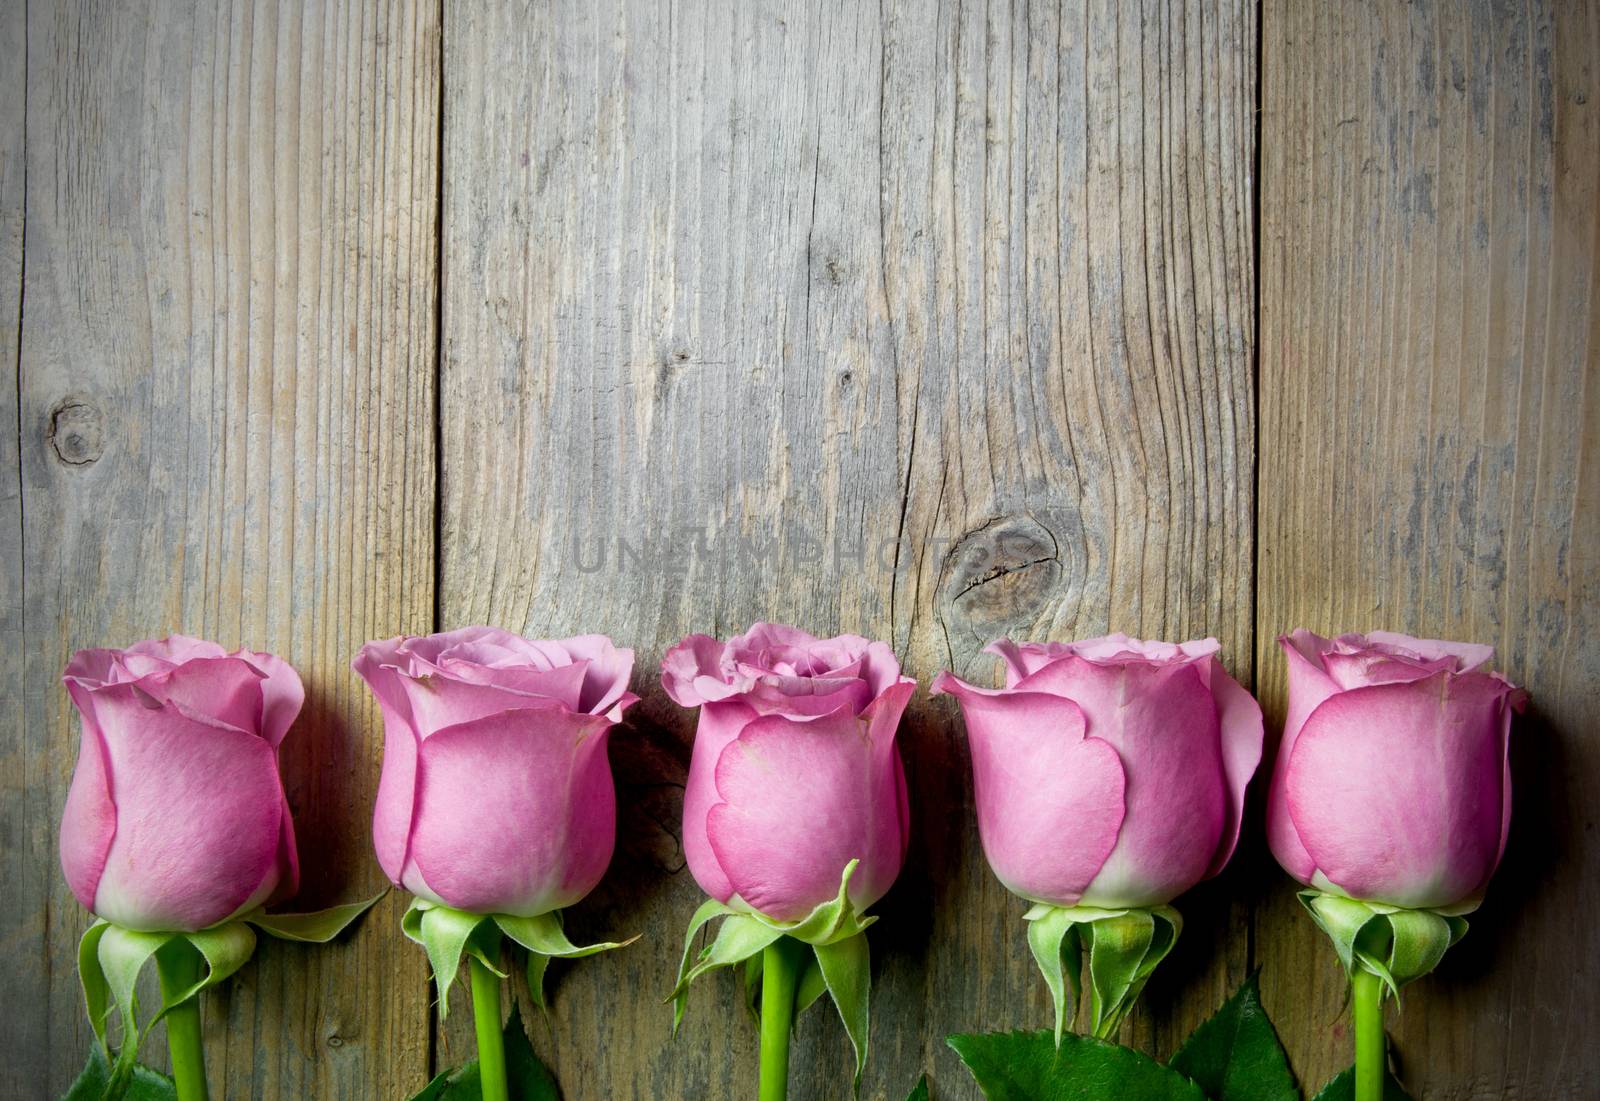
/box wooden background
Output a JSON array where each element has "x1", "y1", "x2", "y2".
[{"x1": 1, "y1": 0, "x2": 1593, "y2": 1098}]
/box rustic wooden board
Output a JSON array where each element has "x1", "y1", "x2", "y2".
[
  {"x1": 1257, "y1": 0, "x2": 1600, "y2": 1097},
  {"x1": 6, "y1": 1, "x2": 440, "y2": 1095},
  {"x1": 438, "y1": 0, "x2": 1255, "y2": 1096}
]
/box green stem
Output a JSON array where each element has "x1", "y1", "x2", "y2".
[
  {"x1": 156, "y1": 945, "x2": 208, "y2": 1101},
  {"x1": 1352, "y1": 967, "x2": 1385, "y2": 1101},
  {"x1": 758, "y1": 937, "x2": 804, "y2": 1101},
  {"x1": 470, "y1": 956, "x2": 509, "y2": 1101}
]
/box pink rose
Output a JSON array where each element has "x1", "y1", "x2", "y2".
[
  {"x1": 1268, "y1": 629, "x2": 1525, "y2": 912},
  {"x1": 59, "y1": 636, "x2": 305, "y2": 932},
  {"x1": 932, "y1": 635, "x2": 1263, "y2": 909},
  {"x1": 661, "y1": 623, "x2": 916, "y2": 923},
  {"x1": 353, "y1": 627, "x2": 636, "y2": 917}
]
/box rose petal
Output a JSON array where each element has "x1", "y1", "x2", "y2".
[
  {"x1": 59, "y1": 682, "x2": 117, "y2": 914},
  {"x1": 409, "y1": 706, "x2": 614, "y2": 916},
  {"x1": 660, "y1": 635, "x2": 729, "y2": 707},
  {"x1": 1284, "y1": 674, "x2": 1512, "y2": 909},
  {"x1": 236, "y1": 649, "x2": 305, "y2": 746},
  {"x1": 706, "y1": 687, "x2": 909, "y2": 922},
  {"x1": 681, "y1": 700, "x2": 759, "y2": 903},
  {"x1": 87, "y1": 684, "x2": 285, "y2": 931},
  {"x1": 1014, "y1": 657, "x2": 1226, "y2": 905},
  {"x1": 933, "y1": 671, "x2": 1126, "y2": 906},
  {"x1": 1202, "y1": 656, "x2": 1265, "y2": 878}
]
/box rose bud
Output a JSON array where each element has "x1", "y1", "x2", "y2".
[
  {"x1": 1270, "y1": 629, "x2": 1525, "y2": 914},
  {"x1": 661, "y1": 622, "x2": 916, "y2": 923},
  {"x1": 60, "y1": 636, "x2": 305, "y2": 933},
  {"x1": 661, "y1": 623, "x2": 917, "y2": 1087},
  {"x1": 932, "y1": 634, "x2": 1263, "y2": 1039},
  {"x1": 1269, "y1": 630, "x2": 1527, "y2": 1096},
  {"x1": 352, "y1": 627, "x2": 637, "y2": 917}
]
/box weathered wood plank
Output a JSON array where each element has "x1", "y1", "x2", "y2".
[
  {"x1": 1257, "y1": 0, "x2": 1600, "y2": 1096},
  {"x1": 439, "y1": 0, "x2": 1254, "y2": 1096},
  {"x1": 11, "y1": 1, "x2": 440, "y2": 1094},
  {"x1": 0, "y1": 0, "x2": 38, "y2": 1084}
]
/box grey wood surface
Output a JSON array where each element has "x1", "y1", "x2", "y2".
[
  {"x1": 1256, "y1": 1, "x2": 1600, "y2": 1097},
  {"x1": 438, "y1": 0, "x2": 1253, "y2": 1097},
  {"x1": 4, "y1": 1, "x2": 441, "y2": 1096},
  {"x1": 2, "y1": 0, "x2": 1596, "y2": 1098}
]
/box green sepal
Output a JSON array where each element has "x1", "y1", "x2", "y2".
[
  {"x1": 758, "y1": 860, "x2": 878, "y2": 947},
  {"x1": 1298, "y1": 890, "x2": 1468, "y2": 1000},
  {"x1": 1022, "y1": 906, "x2": 1083, "y2": 1047},
  {"x1": 814, "y1": 930, "x2": 871, "y2": 1094},
  {"x1": 150, "y1": 922, "x2": 257, "y2": 1025},
  {"x1": 668, "y1": 897, "x2": 738, "y2": 1035},
  {"x1": 667, "y1": 860, "x2": 878, "y2": 1033},
  {"x1": 1019, "y1": 902, "x2": 1180, "y2": 1042},
  {"x1": 1084, "y1": 906, "x2": 1181, "y2": 1039},
  {"x1": 242, "y1": 890, "x2": 385, "y2": 943},
  {"x1": 493, "y1": 908, "x2": 635, "y2": 1012},
  {"x1": 78, "y1": 920, "x2": 114, "y2": 1052},
  {"x1": 402, "y1": 899, "x2": 503, "y2": 1020},
  {"x1": 794, "y1": 950, "x2": 828, "y2": 1022},
  {"x1": 95, "y1": 924, "x2": 175, "y2": 1073}
]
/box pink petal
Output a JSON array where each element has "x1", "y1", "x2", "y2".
[
  {"x1": 1267, "y1": 632, "x2": 1343, "y2": 883},
  {"x1": 1012, "y1": 657, "x2": 1226, "y2": 905},
  {"x1": 934, "y1": 672, "x2": 1125, "y2": 906},
  {"x1": 680, "y1": 700, "x2": 758, "y2": 903},
  {"x1": 660, "y1": 635, "x2": 729, "y2": 707},
  {"x1": 554, "y1": 634, "x2": 637, "y2": 716},
  {"x1": 87, "y1": 684, "x2": 285, "y2": 931},
  {"x1": 409, "y1": 707, "x2": 615, "y2": 916},
  {"x1": 1285, "y1": 674, "x2": 1512, "y2": 909},
  {"x1": 59, "y1": 682, "x2": 117, "y2": 914},
  {"x1": 1365, "y1": 631, "x2": 1496, "y2": 672},
  {"x1": 706, "y1": 692, "x2": 908, "y2": 922},
  {"x1": 1202, "y1": 656, "x2": 1265, "y2": 877},
  {"x1": 353, "y1": 644, "x2": 423, "y2": 882},
  {"x1": 236, "y1": 649, "x2": 305, "y2": 746},
  {"x1": 134, "y1": 657, "x2": 266, "y2": 737},
  {"x1": 395, "y1": 662, "x2": 589, "y2": 737}
]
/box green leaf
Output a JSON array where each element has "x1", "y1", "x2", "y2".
[
  {"x1": 526, "y1": 951, "x2": 552, "y2": 1014},
  {"x1": 814, "y1": 931, "x2": 871, "y2": 1093},
  {"x1": 947, "y1": 1030, "x2": 1208, "y2": 1101},
  {"x1": 403, "y1": 1006, "x2": 560, "y2": 1101},
  {"x1": 62, "y1": 1044, "x2": 177, "y2": 1101},
  {"x1": 1168, "y1": 973, "x2": 1298, "y2": 1101},
  {"x1": 904, "y1": 1074, "x2": 929, "y2": 1101},
  {"x1": 245, "y1": 891, "x2": 385, "y2": 942},
  {"x1": 502, "y1": 1005, "x2": 560, "y2": 1100},
  {"x1": 1310, "y1": 1064, "x2": 1414, "y2": 1101}
]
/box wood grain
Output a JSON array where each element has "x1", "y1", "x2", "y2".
[
  {"x1": 6, "y1": 1, "x2": 440, "y2": 1095},
  {"x1": 438, "y1": 0, "x2": 1254, "y2": 1096},
  {"x1": 1257, "y1": 0, "x2": 1600, "y2": 1097}
]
